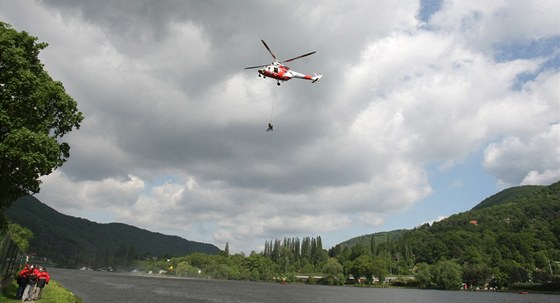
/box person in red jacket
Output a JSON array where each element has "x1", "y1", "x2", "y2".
[
  {"x1": 15, "y1": 264, "x2": 31, "y2": 299},
  {"x1": 33, "y1": 266, "x2": 50, "y2": 300},
  {"x1": 21, "y1": 265, "x2": 39, "y2": 302}
]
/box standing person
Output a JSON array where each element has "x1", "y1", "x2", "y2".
[
  {"x1": 33, "y1": 266, "x2": 50, "y2": 300},
  {"x1": 15, "y1": 264, "x2": 30, "y2": 299},
  {"x1": 21, "y1": 265, "x2": 38, "y2": 302}
]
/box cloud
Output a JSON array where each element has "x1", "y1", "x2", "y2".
[
  {"x1": 429, "y1": 0, "x2": 560, "y2": 50},
  {"x1": 481, "y1": 70, "x2": 560, "y2": 187},
  {"x1": 484, "y1": 123, "x2": 560, "y2": 187},
  {"x1": 38, "y1": 171, "x2": 145, "y2": 216},
  {"x1": 1, "y1": 0, "x2": 558, "y2": 252}
]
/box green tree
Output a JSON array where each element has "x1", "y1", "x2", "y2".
[
  {"x1": 175, "y1": 261, "x2": 199, "y2": 277},
  {"x1": 0, "y1": 22, "x2": 83, "y2": 225},
  {"x1": 414, "y1": 262, "x2": 432, "y2": 288},
  {"x1": 488, "y1": 269, "x2": 508, "y2": 289},
  {"x1": 203, "y1": 262, "x2": 230, "y2": 280},
  {"x1": 349, "y1": 255, "x2": 374, "y2": 284},
  {"x1": 222, "y1": 242, "x2": 230, "y2": 257},
  {"x1": 186, "y1": 252, "x2": 215, "y2": 269},
  {"x1": 322, "y1": 257, "x2": 344, "y2": 285},
  {"x1": 498, "y1": 259, "x2": 529, "y2": 283},
  {"x1": 349, "y1": 243, "x2": 370, "y2": 261},
  {"x1": 371, "y1": 256, "x2": 388, "y2": 283},
  {"x1": 432, "y1": 260, "x2": 463, "y2": 290},
  {"x1": 242, "y1": 252, "x2": 276, "y2": 281},
  {"x1": 8, "y1": 223, "x2": 33, "y2": 251},
  {"x1": 462, "y1": 262, "x2": 490, "y2": 289}
]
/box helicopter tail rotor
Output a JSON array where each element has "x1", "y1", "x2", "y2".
[{"x1": 311, "y1": 74, "x2": 323, "y2": 83}]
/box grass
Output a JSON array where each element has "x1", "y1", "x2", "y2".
[{"x1": 0, "y1": 280, "x2": 82, "y2": 303}]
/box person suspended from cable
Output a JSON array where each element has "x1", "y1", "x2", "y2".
[{"x1": 266, "y1": 81, "x2": 276, "y2": 132}]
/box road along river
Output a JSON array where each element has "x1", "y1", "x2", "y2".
[{"x1": 49, "y1": 268, "x2": 557, "y2": 303}]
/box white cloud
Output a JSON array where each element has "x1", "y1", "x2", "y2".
[
  {"x1": 2, "y1": 0, "x2": 558, "y2": 253},
  {"x1": 430, "y1": 0, "x2": 560, "y2": 49},
  {"x1": 484, "y1": 123, "x2": 560, "y2": 187},
  {"x1": 360, "y1": 212, "x2": 385, "y2": 227},
  {"x1": 38, "y1": 171, "x2": 144, "y2": 216}
]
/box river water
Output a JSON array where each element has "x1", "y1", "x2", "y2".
[{"x1": 48, "y1": 268, "x2": 556, "y2": 303}]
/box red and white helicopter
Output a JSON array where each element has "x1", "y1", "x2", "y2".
[{"x1": 245, "y1": 40, "x2": 323, "y2": 86}]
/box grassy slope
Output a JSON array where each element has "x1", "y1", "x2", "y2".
[{"x1": 1, "y1": 280, "x2": 82, "y2": 303}]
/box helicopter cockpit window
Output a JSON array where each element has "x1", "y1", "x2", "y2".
[{"x1": 274, "y1": 67, "x2": 278, "y2": 73}]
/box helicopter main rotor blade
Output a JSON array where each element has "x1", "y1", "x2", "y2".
[
  {"x1": 261, "y1": 40, "x2": 277, "y2": 60},
  {"x1": 283, "y1": 51, "x2": 317, "y2": 63},
  {"x1": 244, "y1": 64, "x2": 267, "y2": 70}
]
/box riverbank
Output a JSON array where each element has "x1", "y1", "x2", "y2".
[
  {"x1": 0, "y1": 280, "x2": 82, "y2": 303},
  {"x1": 45, "y1": 268, "x2": 560, "y2": 303}
]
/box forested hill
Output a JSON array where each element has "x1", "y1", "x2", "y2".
[
  {"x1": 6, "y1": 196, "x2": 220, "y2": 267},
  {"x1": 337, "y1": 181, "x2": 560, "y2": 250},
  {"x1": 330, "y1": 181, "x2": 559, "y2": 287},
  {"x1": 338, "y1": 229, "x2": 407, "y2": 249},
  {"x1": 406, "y1": 181, "x2": 560, "y2": 264},
  {"x1": 472, "y1": 182, "x2": 560, "y2": 210}
]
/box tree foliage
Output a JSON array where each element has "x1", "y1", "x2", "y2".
[
  {"x1": 414, "y1": 262, "x2": 431, "y2": 288},
  {"x1": 431, "y1": 260, "x2": 463, "y2": 290},
  {"x1": 263, "y1": 236, "x2": 327, "y2": 272},
  {"x1": 322, "y1": 258, "x2": 344, "y2": 285},
  {"x1": 0, "y1": 21, "x2": 83, "y2": 225},
  {"x1": 7, "y1": 222, "x2": 33, "y2": 251}
]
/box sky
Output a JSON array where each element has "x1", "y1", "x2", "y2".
[{"x1": 1, "y1": 0, "x2": 559, "y2": 254}]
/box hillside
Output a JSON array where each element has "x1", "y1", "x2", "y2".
[
  {"x1": 337, "y1": 182, "x2": 559, "y2": 251},
  {"x1": 331, "y1": 181, "x2": 560, "y2": 287},
  {"x1": 405, "y1": 181, "x2": 559, "y2": 263},
  {"x1": 472, "y1": 182, "x2": 559, "y2": 210},
  {"x1": 6, "y1": 196, "x2": 220, "y2": 267},
  {"x1": 337, "y1": 229, "x2": 407, "y2": 250}
]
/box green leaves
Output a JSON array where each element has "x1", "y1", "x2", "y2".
[
  {"x1": 431, "y1": 260, "x2": 463, "y2": 290},
  {"x1": 8, "y1": 222, "x2": 33, "y2": 251},
  {"x1": 0, "y1": 21, "x2": 83, "y2": 210}
]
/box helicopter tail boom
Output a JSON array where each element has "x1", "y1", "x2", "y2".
[{"x1": 290, "y1": 71, "x2": 323, "y2": 83}]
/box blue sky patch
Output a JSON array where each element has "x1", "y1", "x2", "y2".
[
  {"x1": 418, "y1": 0, "x2": 443, "y2": 23},
  {"x1": 494, "y1": 35, "x2": 560, "y2": 90},
  {"x1": 494, "y1": 35, "x2": 560, "y2": 62}
]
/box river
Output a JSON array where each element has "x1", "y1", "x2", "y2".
[{"x1": 48, "y1": 268, "x2": 556, "y2": 303}]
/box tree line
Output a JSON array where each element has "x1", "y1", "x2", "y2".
[
  {"x1": 36, "y1": 181, "x2": 558, "y2": 291},
  {"x1": 139, "y1": 182, "x2": 560, "y2": 291},
  {"x1": 263, "y1": 237, "x2": 328, "y2": 272}
]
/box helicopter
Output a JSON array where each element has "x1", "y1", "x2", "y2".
[{"x1": 245, "y1": 40, "x2": 323, "y2": 86}]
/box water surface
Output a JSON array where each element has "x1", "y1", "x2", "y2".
[{"x1": 49, "y1": 268, "x2": 557, "y2": 303}]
